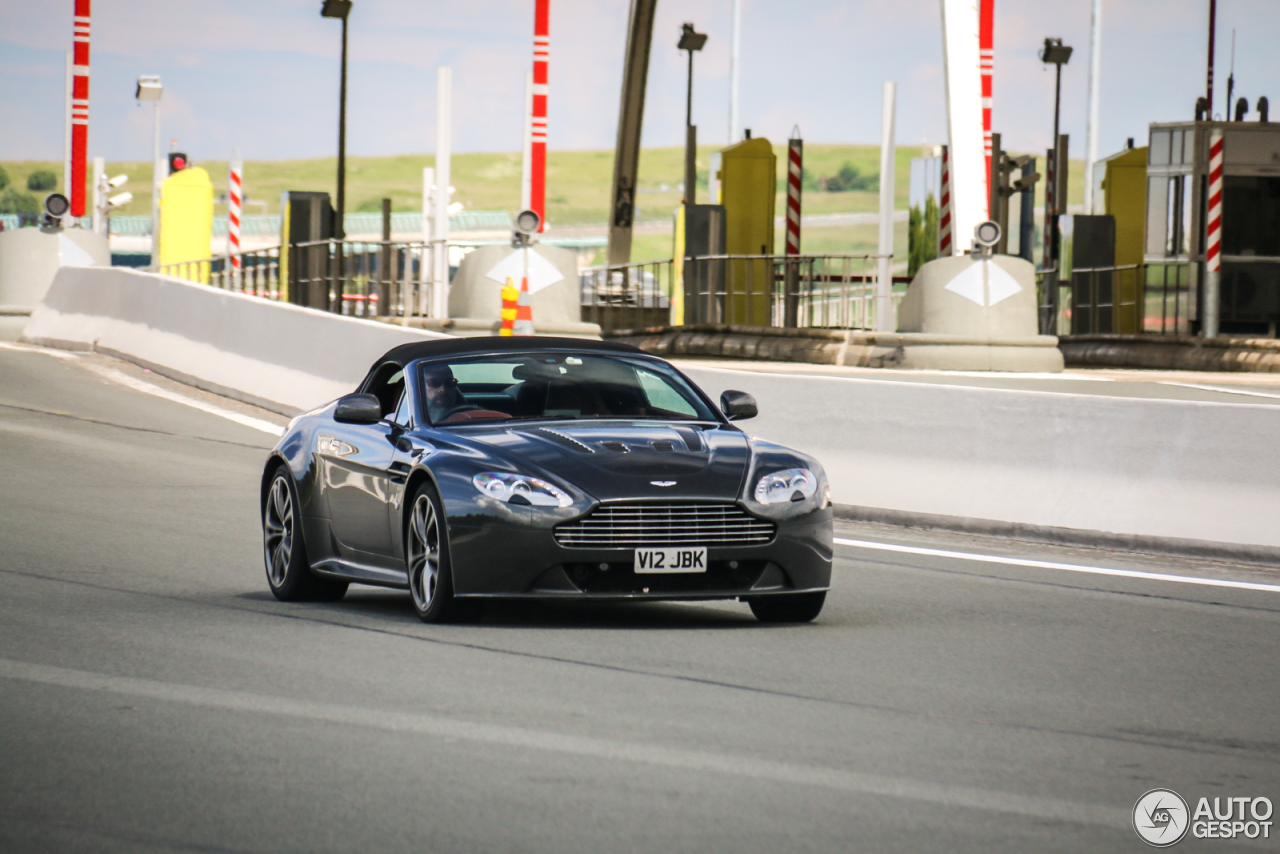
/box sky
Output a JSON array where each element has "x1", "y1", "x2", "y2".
[{"x1": 2, "y1": 0, "x2": 1278, "y2": 166}]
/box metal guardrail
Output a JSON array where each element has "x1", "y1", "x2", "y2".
[
  {"x1": 580, "y1": 254, "x2": 902, "y2": 333},
  {"x1": 98, "y1": 210, "x2": 512, "y2": 239}
]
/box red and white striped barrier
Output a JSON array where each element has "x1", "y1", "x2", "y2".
[
  {"x1": 227, "y1": 156, "x2": 243, "y2": 274},
  {"x1": 70, "y1": 0, "x2": 91, "y2": 217},
  {"x1": 1204, "y1": 128, "x2": 1225, "y2": 338},
  {"x1": 1206, "y1": 130, "x2": 1224, "y2": 275},
  {"x1": 979, "y1": 0, "x2": 994, "y2": 216},
  {"x1": 786, "y1": 136, "x2": 802, "y2": 256},
  {"x1": 530, "y1": 0, "x2": 549, "y2": 232},
  {"x1": 1044, "y1": 147, "x2": 1055, "y2": 264},
  {"x1": 938, "y1": 145, "x2": 953, "y2": 256}
]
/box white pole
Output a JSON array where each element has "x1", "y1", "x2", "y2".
[
  {"x1": 521, "y1": 70, "x2": 533, "y2": 211},
  {"x1": 1084, "y1": 0, "x2": 1103, "y2": 213},
  {"x1": 728, "y1": 0, "x2": 741, "y2": 144},
  {"x1": 64, "y1": 52, "x2": 73, "y2": 201},
  {"x1": 91, "y1": 156, "x2": 104, "y2": 235},
  {"x1": 939, "y1": 0, "x2": 986, "y2": 255},
  {"x1": 420, "y1": 166, "x2": 434, "y2": 315},
  {"x1": 432, "y1": 67, "x2": 453, "y2": 319},
  {"x1": 877, "y1": 81, "x2": 897, "y2": 332},
  {"x1": 152, "y1": 100, "x2": 162, "y2": 259}
]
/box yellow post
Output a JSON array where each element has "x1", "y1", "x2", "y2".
[
  {"x1": 1103, "y1": 147, "x2": 1147, "y2": 333},
  {"x1": 718, "y1": 136, "x2": 776, "y2": 325},
  {"x1": 158, "y1": 166, "x2": 214, "y2": 284},
  {"x1": 670, "y1": 203, "x2": 686, "y2": 326}
]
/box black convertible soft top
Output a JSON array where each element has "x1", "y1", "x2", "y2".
[{"x1": 374, "y1": 335, "x2": 644, "y2": 370}]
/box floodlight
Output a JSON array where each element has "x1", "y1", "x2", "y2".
[
  {"x1": 135, "y1": 75, "x2": 163, "y2": 102},
  {"x1": 678, "y1": 23, "x2": 707, "y2": 52},
  {"x1": 321, "y1": 0, "x2": 352, "y2": 19},
  {"x1": 1039, "y1": 38, "x2": 1072, "y2": 66}
]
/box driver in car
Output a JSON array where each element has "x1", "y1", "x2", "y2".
[{"x1": 423, "y1": 365, "x2": 463, "y2": 422}]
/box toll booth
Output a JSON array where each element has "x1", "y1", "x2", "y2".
[
  {"x1": 1144, "y1": 120, "x2": 1280, "y2": 336},
  {"x1": 717, "y1": 137, "x2": 776, "y2": 325},
  {"x1": 279, "y1": 191, "x2": 334, "y2": 310}
]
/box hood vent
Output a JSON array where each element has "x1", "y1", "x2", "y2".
[
  {"x1": 528, "y1": 428, "x2": 595, "y2": 453},
  {"x1": 651, "y1": 440, "x2": 675, "y2": 452},
  {"x1": 599, "y1": 440, "x2": 630, "y2": 453}
]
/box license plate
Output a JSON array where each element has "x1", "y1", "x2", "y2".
[{"x1": 634, "y1": 547, "x2": 707, "y2": 574}]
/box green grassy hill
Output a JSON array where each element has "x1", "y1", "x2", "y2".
[{"x1": 2, "y1": 144, "x2": 1085, "y2": 260}]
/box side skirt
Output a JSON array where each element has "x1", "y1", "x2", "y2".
[{"x1": 312, "y1": 558, "x2": 409, "y2": 590}]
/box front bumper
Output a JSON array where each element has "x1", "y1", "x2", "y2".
[{"x1": 447, "y1": 504, "x2": 833, "y2": 600}]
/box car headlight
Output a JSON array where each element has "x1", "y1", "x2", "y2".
[
  {"x1": 753, "y1": 468, "x2": 818, "y2": 504},
  {"x1": 473, "y1": 472, "x2": 572, "y2": 508}
]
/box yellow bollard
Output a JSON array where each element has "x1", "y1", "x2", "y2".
[{"x1": 159, "y1": 166, "x2": 214, "y2": 284}]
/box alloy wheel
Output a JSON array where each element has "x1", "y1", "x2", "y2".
[
  {"x1": 264, "y1": 475, "x2": 293, "y2": 588},
  {"x1": 408, "y1": 493, "x2": 441, "y2": 610}
]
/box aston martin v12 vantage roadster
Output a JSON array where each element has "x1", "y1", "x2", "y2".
[{"x1": 261, "y1": 337, "x2": 832, "y2": 622}]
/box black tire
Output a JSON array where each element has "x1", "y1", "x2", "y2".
[
  {"x1": 405, "y1": 481, "x2": 479, "y2": 623},
  {"x1": 748, "y1": 591, "x2": 826, "y2": 623},
  {"x1": 263, "y1": 466, "x2": 348, "y2": 602}
]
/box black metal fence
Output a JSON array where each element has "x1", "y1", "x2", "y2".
[
  {"x1": 580, "y1": 254, "x2": 900, "y2": 332},
  {"x1": 149, "y1": 239, "x2": 443, "y2": 317},
  {"x1": 1038, "y1": 261, "x2": 1194, "y2": 335}
]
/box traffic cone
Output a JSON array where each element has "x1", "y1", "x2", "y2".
[
  {"x1": 499, "y1": 277, "x2": 519, "y2": 336},
  {"x1": 513, "y1": 275, "x2": 535, "y2": 335}
]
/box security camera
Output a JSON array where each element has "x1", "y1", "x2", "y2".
[
  {"x1": 512, "y1": 208, "x2": 541, "y2": 247},
  {"x1": 972, "y1": 220, "x2": 1001, "y2": 255},
  {"x1": 44, "y1": 193, "x2": 70, "y2": 219}
]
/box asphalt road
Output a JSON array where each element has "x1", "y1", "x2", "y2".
[{"x1": 2, "y1": 343, "x2": 1278, "y2": 853}]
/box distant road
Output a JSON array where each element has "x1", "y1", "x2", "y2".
[{"x1": 1, "y1": 343, "x2": 1277, "y2": 853}]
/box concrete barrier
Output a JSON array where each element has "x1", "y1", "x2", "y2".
[
  {"x1": 681, "y1": 364, "x2": 1280, "y2": 553},
  {"x1": 23, "y1": 266, "x2": 450, "y2": 414}
]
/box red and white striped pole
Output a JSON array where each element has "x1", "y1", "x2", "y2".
[
  {"x1": 979, "y1": 0, "x2": 994, "y2": 217},
  {"x1": 70, "y1": 0, "x2": 91, "y2": 218},
  {"x1": 938, "y1": 145, "x2": 953, "y2": 256},
  {"x1": 1043, "y1": 147, "x2": 1055, "y2": 265},
  {"x1": 785, "y1": 134, "x2": 802, "y2": 255},
  {"x1": 1204, "y1": 128, "x2": 1225, "y2": 338},
  {"x1": 530, "y1": 0, "x2": 549, "y2": 232},
  {"x1": 227, "y1": 153, "x2": 243, "y2": 285}
]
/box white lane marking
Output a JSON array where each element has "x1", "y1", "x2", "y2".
[
  {"x1": 0, "y1": 657, "x2": 1121, "y2": 830},
  {"x1": 80, "y1": 363, "x2": 283, "y2": 436},
  {"x1": 1161, "y1": 381, "x2": 1280, "y2": 401},
  {"x1": 834, "y1": 538, "x2": 1280, "y2": 594},
  {"x1": 0, "y1": 340, "x2": 82, "y2": 360}
]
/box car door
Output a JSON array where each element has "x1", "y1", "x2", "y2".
[{"x1": 322, "y1": 364, "x2": 402, "y2": 559}]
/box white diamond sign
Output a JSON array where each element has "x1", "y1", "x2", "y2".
[
  {"x1": 484, "y1": 248, "x2": 564, "y2": 294},
  {"x1": 943, "y1": 259, "x2": 1023, "y2": 307}
]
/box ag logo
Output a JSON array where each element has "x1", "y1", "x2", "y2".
[{"x1": 1134, "y1": 789, "x2": 1190, "y2": 847}]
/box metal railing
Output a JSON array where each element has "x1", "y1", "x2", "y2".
[
  {"x1": 581, "y1": 254, "x2": 901, "y2": 332},
  {"x1": 148, "y1": 238, "x2": 447, "y2": 318},
  {"x1": 1038, "y1": 261, "x2": 1195, "y2": 336}
]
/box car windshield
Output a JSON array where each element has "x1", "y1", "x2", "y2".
[{"x1": 416, "y1": 352, "x2": 719, "y2": 426}]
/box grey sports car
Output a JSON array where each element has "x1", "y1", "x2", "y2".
[{"x1": 261, "y1": 337, "x2": 833, "y2": 623}]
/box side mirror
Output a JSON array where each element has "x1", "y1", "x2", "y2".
[
  {"x1": 720, "y1": 390, "x2": 758, "y2": 421},
  {"x1": 334, "y1": 393, "x2": 383, "y2": 424}
]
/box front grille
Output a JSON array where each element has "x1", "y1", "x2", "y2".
[{"x1": 554, "y1": 502, "x2": 776, "y2": 548}]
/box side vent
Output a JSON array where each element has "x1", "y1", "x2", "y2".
[
  {"x1": 599, "y1": 440, "x2": 629, "y2": 453},
  {"x1": 674, "y1": 428, "x2": 703, "y2": 452},
  {"x1": 651, "y1": 440, "x2": 676, "y2": 452}
]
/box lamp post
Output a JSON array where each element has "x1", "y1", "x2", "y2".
[
  {"x1": 1038, "y1": 37, "x2": 1071, "y2": 333},
  {"x1": 135, "y1": 75, "x2": 162, "y2": 258},
  {"x1": 678, "y1": 23, "x2": 707, "y2": 204},
  {"x1": 1039, "y1": 38, "x2": 1073, "y2": 153},
  {"x1": 321, "y1": 0, "x2": 351, "y2": 240}
]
